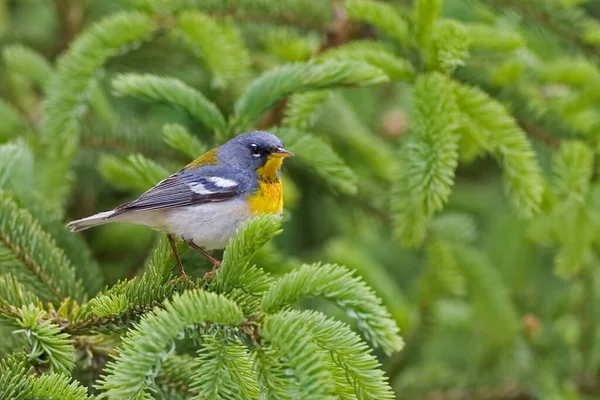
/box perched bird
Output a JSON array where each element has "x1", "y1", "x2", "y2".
[{"x1": 67, "y1": 131, "x2": 293, "y2": 277}]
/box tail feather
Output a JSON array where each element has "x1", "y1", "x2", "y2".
[{"x1": 66, "y1": 210, "x2": 116, "y2": 232}]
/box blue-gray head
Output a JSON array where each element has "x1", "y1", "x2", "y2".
[{"x1": 217, "y1": 131, "x2": 294, "y2": 176}]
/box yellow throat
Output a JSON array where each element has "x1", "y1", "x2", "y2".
[{"x1": 249, "y1": 155, "x2": 285, "y2": 215}]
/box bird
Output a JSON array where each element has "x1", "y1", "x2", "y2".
[{"x1": 66, "y1": 131, "x2": 293, "y2": 278}]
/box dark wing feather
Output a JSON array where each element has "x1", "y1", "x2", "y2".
[{"x1": 113, "y1": 169, "x2": 239, "y2": 214}]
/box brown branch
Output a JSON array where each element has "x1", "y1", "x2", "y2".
[
  {"x1": 319, "y1": 0, "x2": 377, "y2": 52},
  {"x1": 80, "y1": 135, "x2": 181, "y2": 160},
  {"x1": 63, "y1": 303, "x2": 159, "y2": 335},
  {"x1": 80, "y1": 135, "x2": 144, "y2": 154},
  {"x1": 211, "y1": 11, "x2": 328, "y2": 32},
  {"x1": 53, "y1": 0, "x2": 83, "y2": 52},
  {"x1": 423, "y1": 384, "x2": 531, "y2": 400},
  {"x1": 421, "y1": 374, "x2": 600, "y2": 400},
  {"x1": 255, "y1": 98, "x2": 289, "y2": 130},
  {"x1": 516, "y1": 117, "x2": 561, "y2": 149},
  {"x1": 254, "y1": 1, "x2": 374, "y2": 130},
  {"x1": 63, "y1": 278, "x2": 196, "y2": 335}
]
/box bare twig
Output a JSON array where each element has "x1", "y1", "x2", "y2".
[
  {"x1": 423, "y1": 384, "x2": 532, "y2": 400},
  {"x1": 211, "y1": 11, "x2": 328, "y2": 32},
  {"x1": 421, "y1": 374, "x2": 600, "y2": 400},
  {"x1": 516, "y1": 117, "x2": 561, "y2": 149},
  {"x1": 53, "y1": 0, "x2": 83, "y2": 51},
  {"x1": 255, "y1": 1, "x2": 375, "y2": 130}
]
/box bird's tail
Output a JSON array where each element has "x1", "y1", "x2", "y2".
[{"x1": 66, "y1": 210, "x2": 116, "y2": 232}]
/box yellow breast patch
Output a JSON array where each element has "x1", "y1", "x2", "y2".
[{"x1": 248, "y1": 180, "x2": 283, "y2": 215}]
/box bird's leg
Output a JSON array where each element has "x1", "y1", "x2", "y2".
[
  {"x1": 185, "y1": 240, "x2": 222, "y2": 267},
  {"x1": 185, "y1": 240, "x2": 222, "y2": 280},
  {"x1": 167, "y1": 234, "x2": 186, "y2": 278}
]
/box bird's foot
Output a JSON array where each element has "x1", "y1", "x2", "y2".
[{"x1": 203, "y1": 262, "x2": 221, "y2": 281}]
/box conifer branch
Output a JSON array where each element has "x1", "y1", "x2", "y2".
[
  {"x1": 162, "y1": 123, "x2": 207, "y2": 160},
  {"x1": 2, "y1": 44, "x2": 54, "y2": 90},
  {"x1": 424, "y1": 239, "x2": 465, "y2": 296},
  {"x1": 2, "y1": 1, "x2": 580, "y2": 397},
  {"x1": 175, "y1": 11, "x2": 251, "y2": 90},
  {"x1": 320, "y1": 40, "x2": 415, "y2": 81},
  {"x1": 156, "y1": 354, "x2": 196, "y2": 396},
  {"x1": 324, "y1": 238, "x2": 412, "y2": 330},
  {"x1": 252, "y1": 347, "x2": 299, "y2": 399},
  {"x1": 261, "y1": 311, "x2": 337, "y2": 399},
  {"x1": 98, "y1": 153, "x2": 169, "y2": 193},
  {"x1": 414, "y1": 0, "x2": 442, "y2": 48},
  {"x1": 63, "y1": 303, "x2": 159, "y2": 335},
  {"x1": 429, "y1": 19, "x2": 470, "y2": 73},
  {"x1": 281, "y1": 90, "x2": 331, "y2": 131},
  {"x1": 0, "y1": 141, "x2": 103, "y2": 296},
  {"x1": 216, "y1": 11, "x2": 327, "y2": 32},
  {"x1": 80, "y1": 134, "x2": 173, "y2": 157},
  {"x1": 190, "y1": 334, "x2": 259, "y2": 399},
  {"x1": 315, "y1": 94, "x2": 396, "y2": 182},
  {"x1": 14, "y1": 305, "x2": 76, "y2": 374},
  {"x1": 212, "y1": 215, "x2": 280, "y2": 314},
  {"x1": 285, "y1": 309, "x2": 396, "y2": 399},
  {"x1": 127, "y1": 0, "x2": 333, "y2": 32},
  {"x1": 0, "y1": 100, "x2": 27, "y2": 140},
  {"x1": 0, "y1": 353, "x2": 91, "y2": 399},
  {"x1": 0, "y1": 353, "x2": 32, "y2": 399},
  {"x1": 392, "y1": 73, "x2": 460, "y2": 246},
  {"x1": 261, "y1": 263, "x2": 403, "y2": 354},
  {"x1": 0, "y1": 192, "x2": 85, "y2": 303},
  {"x1": 70, "y1": 237, "x2": 186, "y2": 334},
  {"x1": 112, "y1": 73, "x2": 227, "y2": 136},
  {"x1": 97, "y1": 290, "x2": 244, "y2": 398},
  {"x1": 465, "y1": 23, "x2": 524, "y2": 51},
  {"x1": 486, "y1": 0, "x2": 600, "y2": 58},
  {"x1": 30, "y1": 372, "x2": 91, "y2": 400},
  {"x1": 0, "y1": 273, "x2": 40, "y2": 320},
  {"x1": 344, "y1": 0, "x2": 410, "y2": 45},
  {"x1": 454, "y1": 67, "x2": 570, "y2": 150},
  {"x1": 454, "y1": 83, "x2": 544, "y2": 218},
  {"x1": 40, "y1": 12, "x2": 157, "y2": 213},
  {"x1": 0, "y1": 232, "x2": 61, "y2": 303},
  {"x1": 547, "y1": 141, "x2": 594, "y2": 277},
  {"x1": 230, "y1": 60, "x2": 389, "y2": 132},
  {"x1": 452, "y1": 244, "x2": 519, "y2": 344},
  {"x1": 272, "y1": 127, "x2": 358, "y2": 195},
  {"x1": 248, "y1": 4, "x2": 381, "y2": 130}
]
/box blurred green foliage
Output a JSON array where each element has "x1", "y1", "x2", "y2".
[{"x1": 1, "y1": 0, "x2": 600, "y2": 399}]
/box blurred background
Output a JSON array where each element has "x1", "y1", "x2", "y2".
[{"x1": 3, "y1": 0, "x2": 600, "y2": 398}]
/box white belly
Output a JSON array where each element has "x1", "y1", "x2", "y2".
[{"x1": 117, "y1": 199, "x2": 253, "y2": 250}]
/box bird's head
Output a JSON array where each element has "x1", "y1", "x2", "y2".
[{"x1": 219, "y1": 131, "x2": 294, "y2": 181}]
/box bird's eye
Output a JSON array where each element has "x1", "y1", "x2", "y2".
[{"x1": 250, "y1": 143, "x2": 261, "y2": 157}]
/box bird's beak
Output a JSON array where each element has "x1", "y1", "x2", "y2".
[{"x1": 272, "y1": 147, "x2": 294, "y2": 158}]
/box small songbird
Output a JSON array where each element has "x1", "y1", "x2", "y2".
[{"x1": 67, "y1": 131, "x2": 293, "y2": 277}]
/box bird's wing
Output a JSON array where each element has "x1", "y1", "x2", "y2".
[{"x1": 113, "y1": 166, "x2": 241, "y2": 214}]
